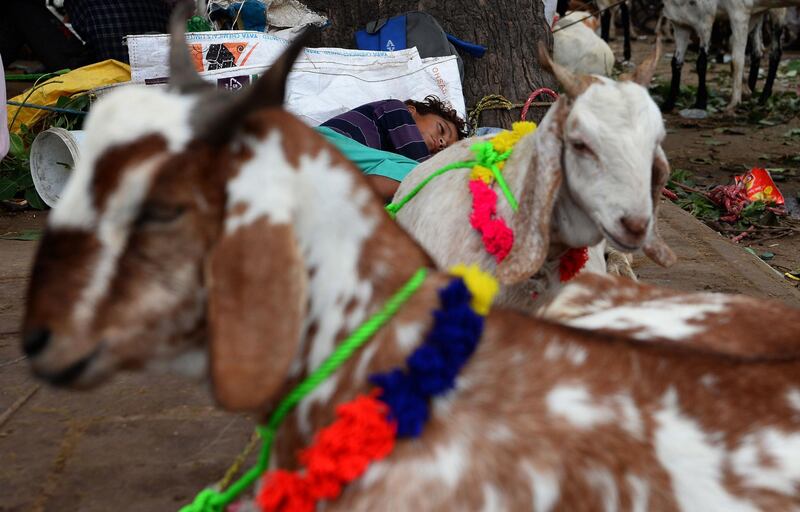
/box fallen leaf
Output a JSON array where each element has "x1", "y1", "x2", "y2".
[
  {"x1": 715, "y1": 127, "x2": 746, "y2": 135},
  {"x1": 0, "y1": 229, "x2": 42, "y2": 241}
]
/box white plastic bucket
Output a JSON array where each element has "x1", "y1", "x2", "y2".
[{"x1": 29, "y1": 128, "x2": 85, "y2": 208}]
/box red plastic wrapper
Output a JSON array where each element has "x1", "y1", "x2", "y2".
[{"x1": 734, "y1": 168, "x2": 785, "y2": 205}]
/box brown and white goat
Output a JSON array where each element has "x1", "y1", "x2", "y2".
[
  {"x1": 23, "y1": 16, "x2": 800, "y2": 511},
  {"x1": 394, "y1": 42, "x2": 674, "y2": 315}
]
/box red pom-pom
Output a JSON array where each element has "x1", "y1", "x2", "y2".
[
  {"x1": 257, "y1": 394, "x2": 396, "y2": 511},
  {"x1": 559, "y1": 247, "x2": 589, "y2": 282},
  {"x1": 257, "y1": 471, "x2": 314, "y2": 512},
  {"x1": 469, "y1": 180, "x2": 514, "y2": 263}
]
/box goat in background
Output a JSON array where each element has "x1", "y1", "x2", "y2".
[{"x1": 662, "y1": 1, "x2": 790, "y2": 111}]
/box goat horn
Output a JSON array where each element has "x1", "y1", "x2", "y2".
[
  {"x1": 195, "y1": 27, "x2": 316, "y2": 145},
  {"x1": 168, "y1": 0, "x2": 209, "y2": 94},
  {"x1": 536, "y1": 41, "x2": 595, "y2": 99},
  {"x1": 238, "y1": 27, "x2": 317, "y2": 111}
]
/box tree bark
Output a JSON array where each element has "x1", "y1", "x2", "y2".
[{"x1": 303, "y1": 0, "x2": 557, "y2": 126}]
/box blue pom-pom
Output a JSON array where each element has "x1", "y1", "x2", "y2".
[
  {"x1": 370, "y1": 369, "x2": 430, "y2": 438},
  {"x1": 406, "y1": 344, "x2": 453, "y2": 395},
  {"x1": 367, "y1": 276, "x2": 487, "y2": 439},
  {"x1": 438, "y1": 279, "x2": 471, "y2": 309}
]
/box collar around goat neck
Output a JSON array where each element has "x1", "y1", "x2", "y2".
[
  {"x1": 181, "y1": 268, "x2": 429, "y2": 512},
  {"x1": 384, "y1": 121, "x2": 537, "y2": 219}
]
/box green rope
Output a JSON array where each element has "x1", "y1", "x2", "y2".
[
  {"x1": 384, "y1": 141, "x2": 519, "y2": 219},
  {"x1": 467, "y1": 94, "x2": 518, "y2": 135},
  {"x1": 385, "y1": 161, "x2": 479, "y2": 219},
  {"x1": 5, "y1": 69, "x2": 70, "y2": 82},
  {"x1": 470, "y1": 142, "x2": 518, "y2": 211},
  {"x1": 180, "y1": 268, "x2": 429, "y2": 512}
]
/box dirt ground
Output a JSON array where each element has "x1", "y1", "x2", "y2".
[{"x1": 1, "y1": 34, "x2": 800, "y2": 511}]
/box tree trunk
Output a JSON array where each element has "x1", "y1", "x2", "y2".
[{"x1": 303, "y1": 0, "x2": 557, "y2": 127}]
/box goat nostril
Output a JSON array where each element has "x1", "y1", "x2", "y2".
[
  {"x1": 620, "y1": 216, "x2": 649, "y2": 237},
  {"x1": 23, "y1": 328, "x2": 51, "y2": 357}
]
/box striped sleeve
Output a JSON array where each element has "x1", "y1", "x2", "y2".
[{"x1": 375, "y1": 101, "x2": 431, "y2": 162}]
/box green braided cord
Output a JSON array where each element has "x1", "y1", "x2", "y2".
[
  {"x1": 180, "y1": 268, "x2": 429, "y2": 512},
  {"x1": 385, "y1": 161, "x2": 479, "y2": 218},
  {"x1": 493, "y1": 164, "x2": 518, "y2": 211},
  {"x1": 470, "y1": 142, "x2": 518, "y2": 212},
  {"x1": 384, "y1": 139, "x2": 521, "y2": 218}
]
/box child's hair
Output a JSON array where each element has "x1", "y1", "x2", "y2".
[{"x1": 405, "y1": 95, "x2": 468, "y2": 140}]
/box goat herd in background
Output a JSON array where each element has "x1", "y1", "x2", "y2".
[
  {"x1": 18, "y1": 2, "x2": 800, "y2": 511},
  {"x1": 560, "y1": 0, "x2": 799, "y2": 111}
]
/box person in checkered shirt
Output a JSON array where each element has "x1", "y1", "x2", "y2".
[{"x1": 65, "y1": 0, "x2": 174, "y2": 63}]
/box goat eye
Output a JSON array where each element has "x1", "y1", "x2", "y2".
[
  {"x1": 135, "y1": 203, "x2": 185, "y2": 226},
  {"x1": 571, "y1": 140, "x2": 592, "y2": 153}
]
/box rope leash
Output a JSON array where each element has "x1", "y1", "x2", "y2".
[
  {"x1": 181, "y1": 268, "x2": 429, "y2": 512},
  {"x1": 6, "y1": 101, "x2": 88, "y2": 116},
  {"x1": 385, "y1": 146, "x2": 517, "y2": 219},
  {"x1": 468, "y1": 89, "x2": 558, "y2": 135}
]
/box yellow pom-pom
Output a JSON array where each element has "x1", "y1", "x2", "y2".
[
  {"x1": 490, "y1": 122, "x2": 535, "y2": 153},
  {"x1": 449, "y1": 264, "x2": 499, "y2": 316},
  {"x1": 490, "y1": 121, "x2": 537, "y2": 154},
  {"x1": 471, "y1": 165, "x2": 494, "y2": 183}
]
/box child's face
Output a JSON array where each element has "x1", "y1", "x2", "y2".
[{"x1": 409, "y1": 108, "x2": 459, "y2": 154}]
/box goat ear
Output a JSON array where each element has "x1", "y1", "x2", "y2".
[
  {"x1": 206, "y1": 217, "x2": 307, "y2": 412},
  {"x1": 168, "y1": 1, "x2": 210, "y2": 94},
  {"x1": 537, "y1": 41, "x2": 596, "y2": 98},
  {"x1": 643, "y1": 145, "x2": 677, "y2": 267},
  {"x1": 495, "y1": 101, "x2": 566, "y2": 284}
]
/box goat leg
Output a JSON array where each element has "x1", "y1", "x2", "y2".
[
  {"x1": 748, "y1": 53, "x2": 761, "y2": 95},
  {"x1": 693, "y1": 47, "x2": 709, "y2": 110},
  {"x1": 663, "y1": 24, "x2": 691, "y2": 112},
  {"x1": 760, "y1": 25, "x2": 783, "y2": 105},
  {"x1": 621, "y1": 1, "x2": 632, "y2": 61},
  {"x1": 726, "y1": 11, "x2": 751, "y2": 110},
  {"x1": 556, "y1": 0, "x2": 569, "y2": 17},
  {"x1": 663, "y1": 56, "x2": 683, "y2": 112},
  {"x1": 601, "y1": 10, "x2": 612, "y2": 42}
]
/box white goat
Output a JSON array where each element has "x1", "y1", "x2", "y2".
[
  {"x1": 662, "y1": 0, "x2": 792, "y2": 111},
  {"x1": 393, "y1": 42, "x2": 675, "y2": 314},
  {"x1": 21, "y1": 13, "x2": 800, "y2": 510},
  {"x1": 554, "y1": 12, "x2": 616, "y2": 76}
]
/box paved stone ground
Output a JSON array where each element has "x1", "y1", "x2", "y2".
[
  {"x1": 1, "y1": 202, "x2": 798, "y2": 512},
  {"x1": 0, "y1": 213, "x2": 254, "y2": 512}
]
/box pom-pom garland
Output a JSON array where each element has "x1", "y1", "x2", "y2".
[
  {"x1": 257, "y1": 394, "x2": 396, "y2": 512},
  {"x1": 559, "y1": 247, "x2": 589, "y2": 282},
  {"x1": 469, "y1": 180, "x2": 515, "y2": 263},
  {"x1": 256, "y1": 266, "x2": 498, "y2": 512},
  {"x1": 466, "y1": 122, "x2": 537, "y2": 262}
]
